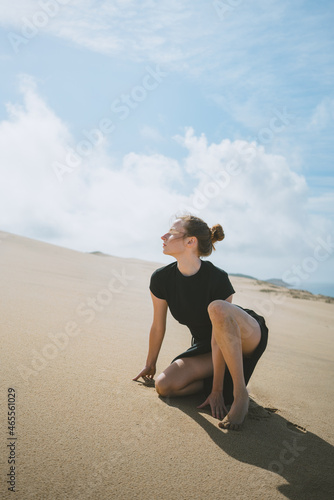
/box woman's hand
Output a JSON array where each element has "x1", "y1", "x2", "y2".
[
  {"x1": 133, "y1": 365, "x2": 156, "y2": 385},
  {"x1": 197, "y1": 391, "x2": 228, "y2": 420}
]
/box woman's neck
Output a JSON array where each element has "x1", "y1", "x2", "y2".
[{"x1": 176, "y1": 254, "x2": 202, "y2": 276}]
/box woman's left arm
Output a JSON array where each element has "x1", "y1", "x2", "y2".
[
  {"x1": 198, "y1": 337, "x2": 228, "y2": 419},
  {"x1": 211, "y1": 336, "x2": 226, "y2": 393}
]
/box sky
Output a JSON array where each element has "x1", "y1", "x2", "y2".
[{"x1": 0, "y1": 0, "x2": 333, "y2": 294}]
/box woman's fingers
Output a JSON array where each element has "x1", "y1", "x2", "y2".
[
  {"x1": 215, "y1": 405, "x2": 224, "y2": 420},
  {"x1": 210, "y1": 403, "x2": 221, "y2": 420},
  {"x1": 213, "y1": 401, "x2": 228, "y2": 420},
  {"x1": 133, "y1": 367, "x2": 155, "y2": 382},
  {"x1": 198, "y1": 394, "x2": 227, "y2": 420},
  {"x1": 132, "y1": 369, "x2": 148, "y2": 381}
]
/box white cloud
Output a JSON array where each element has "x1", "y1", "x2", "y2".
[
  {"x1": 140, "y1": 125, "x2": 164, "y2": 142},
  {"x1": 1, "y1": 0, "x2": 207, "y2": 67},
  {"x1": 0, "y1": 0, "x2": 44, "y2": 25},
  {"x1": 175, "y1": 128, "x2": 311, "y2": 254},
  {"x1": 2, "y1": 0, "x2": 333, "y2": 145},
  {"x1": 308, "y1": 97, "x2": 334, "y2": 131},
  {"x1": 0, "y1": 77, "x2": 333, "y2": 281}
]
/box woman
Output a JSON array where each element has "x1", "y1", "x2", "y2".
[{"x1": 133, "y1": 215, "x2": 268, "y2": 430}]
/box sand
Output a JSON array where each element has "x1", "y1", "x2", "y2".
[{"x1": 1, "y1": 230, "x2": 333, "y2": 500}]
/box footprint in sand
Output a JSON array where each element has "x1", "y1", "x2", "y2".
[
  {"x1": 286, "y1": 421, "x2": 307, "y2": 434},
  {"x1": 251, "y1": 405, "x2": 307, "y2": 433},
  {"x1": 264, "y1": 407, "x2": 278, "y2": 413},
  {"x1": 248, "y1": 404, "x2": 275, "y2": 420}
]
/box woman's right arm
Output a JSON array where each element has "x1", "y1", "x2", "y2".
[{"x1": 133, "y1": 292, "x2": 168, "y2": 382}]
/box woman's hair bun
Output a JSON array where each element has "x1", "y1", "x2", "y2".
[{"x1": 211, "y1": 224, "x2": 225, "y2": 244}]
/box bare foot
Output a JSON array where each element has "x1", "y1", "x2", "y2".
[{"x1": 218, "y1": 389, "x2": 249, "y2": 431}]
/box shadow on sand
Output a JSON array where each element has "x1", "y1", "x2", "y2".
[{"x1": 160, "y1": 393, "x2": 333, "y2": 500}]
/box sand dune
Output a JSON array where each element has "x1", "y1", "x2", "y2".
[{"x1": 1, "y1": 230, "x2": 333, "y2": 499}]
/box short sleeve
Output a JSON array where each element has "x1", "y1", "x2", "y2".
[
  {"x1": 211, "y1": 269, "x2": 235, "y2": 301},
  {"x1": 149, "y1": 269, "x2": 166, "y2": 300}
]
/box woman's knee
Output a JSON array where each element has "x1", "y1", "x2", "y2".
[
  {"x1": 208, "y1": 300, "x2": 231, "y2": 321},
  {"x1": 155, "y1": 373, "x2": 172, "y2": 397}
]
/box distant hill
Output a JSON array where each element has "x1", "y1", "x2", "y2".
[
  {"x1": 89, "y1": 251, "x2": 110, "y2": 257},
  {"x1": 230, "y1": 273, "x2": 291, "y2": 289},
  {"x1": 265, "y1": 278, "x2": 290, "y2": 288}
]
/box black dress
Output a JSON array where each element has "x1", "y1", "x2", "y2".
[{"x1": 149, "y1": 260, "x2": 268, "y2": 404}]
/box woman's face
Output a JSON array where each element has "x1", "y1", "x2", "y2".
[{"x1": 161, "y1": 219, "x2": 188, "y2": 256}]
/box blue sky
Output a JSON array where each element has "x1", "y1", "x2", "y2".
[{"x1": 0, "y1": 0, "x2": 333, "y2": 292}]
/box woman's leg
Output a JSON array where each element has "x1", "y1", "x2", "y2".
[
  {"x1": 207, "y1": 300, "x2": 261, "y2": 430},
  {"x1": 155, "y1": 353, "x2": 213, "y2": 397}
]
